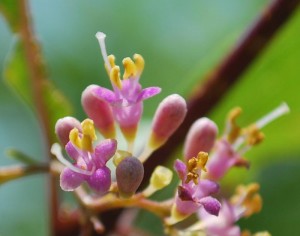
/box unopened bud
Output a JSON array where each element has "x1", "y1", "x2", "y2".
[
  {"x1": 184, "y1": 118, "x2": 218, "y2": 161},
  {"x1": 116, "y1": 157, "x2": 144, "y2": 198},
  {"x1": 55, "y1": 117, "x2": 81, "y2": 146},
  {"x1": 149, "y1": 94, "x2": 187, "y2": 150},
  {"x1": 81, "y1": 85, "x2": 116, "y2": 138},
  {"x1": 143, "y1": 166, "x2": 173, "y2": 197}
]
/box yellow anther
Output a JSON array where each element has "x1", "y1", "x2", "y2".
[
  {"x1": 81, "y1": 119, "x2": 97, "y2": 152},
  {"x1": 185, "y1": 172, "x2": 199, "y2": 185},
  {"x1": 110, "y1": 66, "x2": 122, "y2": 89},
  {"x1": 227, "y1": 107, "x2": 242, "y2": 143},
  {"x1": 69, "y1": 119, "x2": 97, "y2": 152},
  {"x1": 133, "y1": 54, "x2": 145, "y2": 75},
  {"x1": 185, "y1": 152, "x2": 208, "y2": 185},
  {"x1": 122, "y1": 57, "x2": 137, "y2": 79},
  {"x1": 243, "y1": 124, "x2": 265, "y2": 146},
  {"x1": 69, "y1": 128, "x2": 82, "y2": 149},
  {"x1": 104, "y1": 54, "x2": 116, "y2": 75},
  {"x1": 231, "y1": 183, "x2": 262, "y2": 217},
  {"x1": 108, "y1": 55, "x2": 116, "y2": 67},
  {"x1": 197, "y1": 152, "x2": 208, "y2": 172}
]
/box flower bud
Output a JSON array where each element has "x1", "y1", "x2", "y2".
[
  {"x1": 184, "y1": 118, "x2": 218, "y2": 161},
  {"x1": 149, "y1": 94, "x2": 187, "y2": 150},
  {"x1": 116, "y1": 157, "x2": 144, "y2": 198},
  {"x1": 143, "y1": 166, "x2": 173, "y2": 197},
  {"x1": 55, "y1": 117, "x2": 81, "y2": 146},
  {"x1": 81, "y1": 85, "x2": 116, "y2": 138}
]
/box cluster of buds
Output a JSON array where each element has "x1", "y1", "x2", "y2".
[{"x1": 51, "y1": 32, "x2": 289, "y2": 235}]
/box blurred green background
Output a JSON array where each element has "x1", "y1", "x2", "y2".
[{"x1": 1, "y1": 0, "x2": 300, "y2": 235}]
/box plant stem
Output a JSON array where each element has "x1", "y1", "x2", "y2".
[
  {"x1": 75, "y1": 187, "x2": 172, "y2": 219},
  {"x1": 143, "y1": 0, "x2": 300, "y2": 182},
  {"x1": 19, "y1": 0, "x2": 60, "y2": 235},
  {"x1": 0, "y1": 164, "x2": 49, "y2": 184}
]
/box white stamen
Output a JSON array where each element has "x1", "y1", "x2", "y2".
[
  {"x1": 232, "y1": 136, "x2": 245, "y2": 151},
  {"x1": 51, "y1": 143, "x2": 94, "y2": 176},
  {"x1": 232, "y1": 102, "x2": 290, "y2": 151},
  {"x1": 255, "y1": 102, "x2": 290, "y2": 129},
  {"x1": 95, "y1": 32, "x2": 111, "y2": 72}
]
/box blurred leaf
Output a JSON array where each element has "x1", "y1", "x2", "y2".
[
  {"x1": 3, "y1": 38, "x2": 33, "y2": 107},
  {"x1": 6, "y1": 148, "x2": 38, "y2": 164},
  {"x1": 3, "y1": 37, "x2": 73, "y2": 137},
  {"x1": 0, "y1": 0, "x2": 21, "y2": 32},
  {"x1": 239, "y1": 159, "x2": 300, "y2": 235},
  {"x1": 41, "y1": 79, "x2": 73, "y2": 134}
]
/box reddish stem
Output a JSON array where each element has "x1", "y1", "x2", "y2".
[
  {"x1": 143, "y1": 0, "x2": 300, "y2": 182},
  {"x1": 19, "y1": 1, "x2": 61, "y2": 235}
]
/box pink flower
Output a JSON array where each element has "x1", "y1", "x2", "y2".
[
  {"x1": 82, "y1": 32, "x2": 161, "y2": 146},
  {"x1": 197, "y1": 183, "x2": 262, "y2": 236},
  {"x1": 207, "y1": 103, "x2": 289, "y2": 180},
  {"x1": 168, "y1": 153, "x2": 221, "y2": 224},
  {"x1": 51, "y1": 119, "x2": 117, "y2": 194}
]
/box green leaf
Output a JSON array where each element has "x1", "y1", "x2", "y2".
[
  {"x1": 42, "y1": 79, "x2": 73, "y2": 136},
  {"x1": 0, "y1": 0, "x2": 21, "y2": 32},
  {"x1": 3, "y1": 37, "x2": 73, "y2": 139},
  {"x1": 3, "y1": 37, "x2": 33, "y2": 108}
]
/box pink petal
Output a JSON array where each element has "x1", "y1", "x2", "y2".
[
  {"x1": 199, "y1": 196, "x2": 221, "y2": 216},
  {"x1": 93, "y1": 85, "x2": 116, "y2": 103},
  {"x1": 136, "y1": 87, "x2": 161, "y2": 102},
  {"x1": 94, "y1": 139, "x2": 117, "y2": 167},
  {"x1": 195, "y1": 180, "x2": 220, "y2": 198},
  {"x1": 65, "y1": 141, "x2": 80, "y2": 161},
  {"x1": 60, "y1": 167, "x2": 85, "y2": 191},
  {"x1": 174, "y1": 159, "x2": 187, "y2": 181},
  {"x1": 87, "y1": 166, "x2": 111, "y2": 194}
]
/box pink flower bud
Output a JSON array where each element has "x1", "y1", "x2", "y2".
[
  {"x1": 184, "y1": 118, "x2": 218, "y2": 161},
  {"x1": 149, "y1": 94, "x2": 187, "y2": 149},
  {"x1": 55, "y1": 116, "x2": 81, "y2": 146},
  {"x1": 116, "y1": 157, "x2": 144, "y2": 198},
  {"x1": 81, "y1": 85, "x2": 116, "y2": 138}
]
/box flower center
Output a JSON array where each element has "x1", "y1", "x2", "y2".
[
  {"x1": 185, "y1": 152, "x2": 208, "y2": 185},
  {"x1": 69, "y1": 119, "x2": 97, "y2": 152}
]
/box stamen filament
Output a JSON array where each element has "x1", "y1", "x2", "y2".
[
  {"x1": 51, "y1": 143, "x2": 94, "y2": 176},
  {"x1": 255, "y1": 102, "x2": 290, "y2": 129},
  {"x1": 95, "y1": 32, "x2": 111, "y2": 72},
  {"x1": 232, "y1": 102, "x2": 289, "y2": 151}
]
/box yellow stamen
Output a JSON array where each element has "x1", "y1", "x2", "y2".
[
  {"x1": 108, "y1": 55, "x2": 116, "y2": 67},
  {"x1": 69, "y1": 128, "x2": 82, "y2": 149},
  {"x1": 185, "y1": 152, "x2": 208, "y2": 185},
  {"x1": 122, "y1": 57, "x2": 137, "y2": 79},
  {"x1": 227, "y1": 107, "x2": 242, "y2": 143},
  {"x1": 197, "y1": 152, "x2": 208, "y2": 172},
  {"x1": 133, "y1": 54, "x2": 145, "y2": 75},
  {"x1": 243, "y1": 124, "x2": 265, "y2": 146},
  {"x1": 104, "y1": 55, "x2": 116, "y2": 75},
  {"x1": 69, "y1": 119, "x2": 97, "y2": 152},
  {"x1": 110, "y1": 66, "x2": 122, "y2": 89},
  {"x1": 231, "y1": 183, "x2": 262, "y2": 217}
]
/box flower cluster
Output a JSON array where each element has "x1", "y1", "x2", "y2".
[{"x1": 51, "y1": 32, "x2": 289, "y2": 235}]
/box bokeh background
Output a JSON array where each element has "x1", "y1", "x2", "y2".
[{"x1": 0, "y1": 0, "x2": 300, "y2": 235}]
